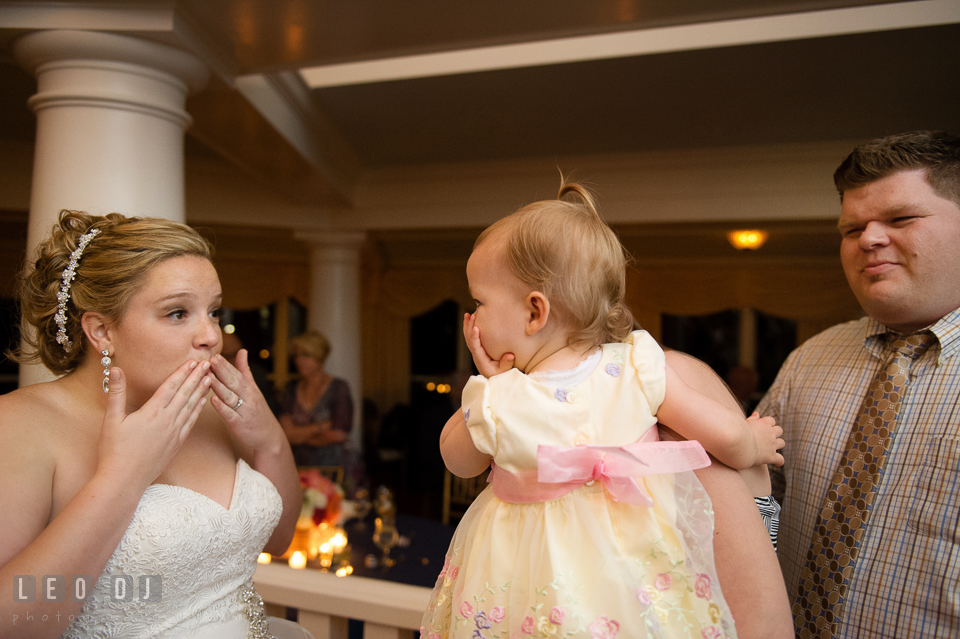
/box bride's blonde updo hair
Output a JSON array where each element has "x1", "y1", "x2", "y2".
[
  {"x1": 17, "y1": 209, "x2": 214, "y2": 375},
  {"x1": 475, "y1": 181, "x2": 634, "y2": 348}
]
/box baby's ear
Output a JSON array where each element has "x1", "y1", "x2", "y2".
[{"x1": 525, "y1": 291, "x2": 550, "y2": 335}]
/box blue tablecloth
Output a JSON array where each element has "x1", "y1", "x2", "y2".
[{"x1": 344, "y1": 512, "x2": 454, "y2": 588}]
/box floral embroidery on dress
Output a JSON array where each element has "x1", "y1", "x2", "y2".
[
  {"x1": 475, "y1": 610, "x2": 492, "y2": 629},
  {"x1": 654, "y1": 573, "x2": 671, "y2": 590},
  {"x1": 605, "y1": 363, "x2": 621, "y2": 377},
  {"x1": 521, "y1": 616, "x2": 536, "y2": 634},
  {"x1": 588, "y1": 615, "x2": 620, "y2": 638},
  {"x1": 626, "y1": 539, "x2": 730, "y2": 637},
  {"x1": 425, "y1": 493, "x2": 732, "y2": 638},
  {"x1": 464, "y1": 408, "x2": 471, "y2": 422},
  {"x1": 708, "y1": 603, "x2": 723, "y2": 624},
  {"x1": 694, "y1": 573, "x2": 712, "y2": 599},
  {"x1": 426, "y1": 562, "x2": 591, "y2": 639},
  {"x1": 555, "y1": 388, "x2": 568, "y2": 402}
]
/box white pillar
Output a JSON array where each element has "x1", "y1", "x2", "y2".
[
  {"x1": 296, "y1": 231, "x2": 366, "y2": 451},
  {"x1": 14, "y1": 29, "x2": 208, "y2": 386}
]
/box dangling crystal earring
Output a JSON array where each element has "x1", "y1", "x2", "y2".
[{"x1": 101, "y1": 350, "x2": 112, "y2": 393}]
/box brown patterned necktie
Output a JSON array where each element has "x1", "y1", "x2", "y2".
[{"x1": 795, "y1": 331, "x2": 934, "y2": 638}]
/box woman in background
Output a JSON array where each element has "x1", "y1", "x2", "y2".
[{"x1": 280, "y1": 330, "x2": 354, "y2": 467}]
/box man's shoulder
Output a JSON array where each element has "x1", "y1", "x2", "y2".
[
  {"x1": 795, "y1": 317, "x2": 869, "y2": 354},
  {"x1": 772, "y1": 317, "x2": 869, "y2": 380}
]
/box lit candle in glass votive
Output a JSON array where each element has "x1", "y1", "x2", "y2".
[
  {"x1": 257, "y1": 553, "x2": 271, "y2": 564},
  {"x1": 330, "y1": 531, "x2": 348, "y2": 552},
  {"x1": 289, "y1": 551, "x2": 307, "y2": 569},
  {"x1": 319, "y1": 543, "x2": 333, "y2": 569}
]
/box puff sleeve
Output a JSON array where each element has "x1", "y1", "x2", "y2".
[
  {"x1": 462, "y1": 374, "x2": 498, "y2": 457},
  {"x1": 626, "y1": 330, "x2": 667, "y2": 415}
]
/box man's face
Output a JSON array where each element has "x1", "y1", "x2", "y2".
[{"x1": 838, "y1": 168, "x2": 960, "y2": 333}]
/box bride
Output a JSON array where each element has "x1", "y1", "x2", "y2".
[{"x1": 0, "y1": 211, "x2": 304, "y2": 638}]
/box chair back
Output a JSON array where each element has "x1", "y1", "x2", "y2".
[
  {"x1": 298, "y1": 465, "x2": 345, "y2": 486},
  {"x1": 442, "y1": 468, "x2": 489, "y2": 525}
]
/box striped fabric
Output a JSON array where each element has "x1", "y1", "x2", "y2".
[
  {"x1": 753, "y1": 495, "x2": 781, "y2": 551},
  {"x1": 758, "y1": 308, "x2": 960, "y2": 639}
]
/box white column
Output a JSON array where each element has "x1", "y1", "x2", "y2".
[
  {"x1": 296, "y1": 231, "x2": 366, "y2": 451},
  {"x1": 14, "y1": 29, "x2": 208, "y2": 387}
]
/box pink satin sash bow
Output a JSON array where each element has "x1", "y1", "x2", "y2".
[{"x1": 489, "y1": 440, "x2": 710, "y2": 506}]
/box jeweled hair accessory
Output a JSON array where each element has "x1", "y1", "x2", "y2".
[{"x1": 55, "y1": 227, "x2": 101, "y2": 352}]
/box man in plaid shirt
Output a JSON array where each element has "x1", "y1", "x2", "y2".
[{"x1": 759, "y1": 131, "x2": 960, "y2": 639}]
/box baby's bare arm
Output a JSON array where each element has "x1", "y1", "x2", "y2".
[
  {"x1": 439, "y1": 409, "x2": 492, "y2": 478},
  {"x1": 658, "y1": 357, "x2": 783, "y2": 469},
  {"x1": 664, "y1": 351, "x2": 774, "y2": 495}
]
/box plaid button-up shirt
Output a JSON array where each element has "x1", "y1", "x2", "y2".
[{"x1": 758, "y1": 307, "x2": 960, "y2": 638}]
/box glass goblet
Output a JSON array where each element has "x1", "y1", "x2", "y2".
[{"x1": 372, "y1": 517, "x2": 400, "y2": 568}]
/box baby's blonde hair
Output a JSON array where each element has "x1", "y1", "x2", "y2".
[{"x1": 476, "y1": 181, "x2": 634, "y2": 348}]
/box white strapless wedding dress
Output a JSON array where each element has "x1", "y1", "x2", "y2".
[{"x1": 63, "y1": 459, "x2": 308, "y2": 639}]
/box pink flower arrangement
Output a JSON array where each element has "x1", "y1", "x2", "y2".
[
  {"x1": 490, "y1": 607, "x2": 505, "y2": 623},
  {"x1": 588, "y1": 615, "x2": 620, "y2": 639},
  {"x1": 549, "y1": 607, "x2": 566, "y2": 625},
  {"x1": 521, "y1": 616, "x2": 535, "y2": 634},
  {"x1": 460, "y1": 601, "x2": 474, "y2": 618},
  {"x1": 695, "y1": 573, "x2": 712, "y2": 599},
  {"x1": 298, "y1": 469, "x2": 343, "y2": 526},
  {"x1": 655, "y1": 573, "x2": 672, "y2": 591}
]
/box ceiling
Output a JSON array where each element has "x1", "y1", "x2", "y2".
[{"x1": 0, "y1": 0, "x2": 958, "y2": 211}]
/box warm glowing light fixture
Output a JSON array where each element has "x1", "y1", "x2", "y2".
[{"x1": 727, "y1": 229, "x2": 769, "y2": 250}]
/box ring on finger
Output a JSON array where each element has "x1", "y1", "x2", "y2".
[{"x1": 232, "y1": 397, "x2": 244, "y2": 411}]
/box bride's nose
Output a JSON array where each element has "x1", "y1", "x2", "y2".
[{"x1": 195, "y1": 318, "x2": 221, "y2": 350}]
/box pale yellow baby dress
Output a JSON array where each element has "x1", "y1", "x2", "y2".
[{"x1": 421, "y1": 331, "x2": 736, "y2": 639}]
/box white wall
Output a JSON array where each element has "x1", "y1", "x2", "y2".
[{"x1": 344, "y1": 139, "x2": 854, "y2": 231}]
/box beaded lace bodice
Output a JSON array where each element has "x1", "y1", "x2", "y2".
[{"x1": 63, "y1": 459, "x2": 282, "y2": 639}]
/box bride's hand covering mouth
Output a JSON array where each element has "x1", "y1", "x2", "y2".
[{"x1": 207, "y1": 349, "x2": 286, "y2": 452}]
